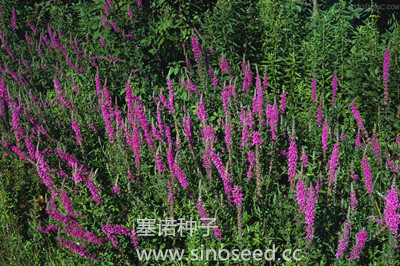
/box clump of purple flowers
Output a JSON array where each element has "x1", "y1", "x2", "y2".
[
  {"x1": 350, "y1": 101, "x2": 366, "y2": 134},
  {"x1": 383, "y1": 45, "x2": 390, "y2": 104},
  {"x1": 361, "y1": 157, "x2": 373, "y2": 194},
  {"x1": 71, "y1": 118, "x2": 83, "y2": 146},
  {"x1": 311, "y1": 76, "x2": 316, "y2": 104},
  {"x1": 232, "y1": 186, "x2": 243, "y2": 207},
  {"x1": 112, "y1": 184, "x2": 120, "y2": 195},
  {"x1": 336, "y1": 219, "x2": 352, "y2": 259},
  {"x1": 301, "y1": 149, "x2": 309, "y2": 168},
  {"x1": 322, "y1": 120, "x2": 329, "y2": 156},
  {"x1": 288, "y1": 134, "x2": 298, "y2": 184},
  {"x1": 305, "y1": 184, "x2": 317, "y2": 240},
  {"x1": 348, "y1": 230, "x2": 368, "y2": 261},
  {"x1": 331, "y1": 73, "x2": 338, "y2": 107},
  {"x1": 371, "y1": 135, "x2": 380, "y2": 163},
  {"x1": 384, "y1": 180, "x2": 400, "y2": 235}
]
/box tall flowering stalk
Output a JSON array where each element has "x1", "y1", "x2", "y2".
[
  {"x1": 263, "y1": 74, "x2": 268, "y2": 91},
  {"x1": 371, "y1": 135, "x2": 380, "y2": 164},
  {"x1": 187, "y1": 79, "x2": 198, "y2": 95},
  {"x1": 317, "y1": 103, "x2": 323, "y2": 126},
  {"x1": 11, "y1": 104, "x2": 25, "y2": 146},
  {"x1": 212, "y1": 74, "x2": 218, "y2": 88},
  {"x1": 384, "y1": 178, "x2": 400, "y2": 235},
  {"x1": 182, "y1": 116, "x2": 193, "y2": 146},
  {"x1": 350, "y1": 100, "x2": 366, "y2": 136},
  {"x1": 109, "y1": 19, "x2": 119, "y2": 33},
  {"x1": 200, "y1": 126, "x2": 216, "y2": 182},
  {"x1": 240, "y1": 109, "x2": 249, "y2": 148},
  {"x1": 232, "y1": 186, "x2": 243, "y2": 207},
  {"x1": 60, "y1": 189, "x2": 80, "y2": 218},
  {"x1": 288, "y1": 133, "x2": 298, "y2": 187},
  {"x1": 246, "y1": 64, "x2": 252, "y2": 92},
  {"x1": 348, "y1": 230, "x2": 368, "y2": 261},
  {"x1": 383, "y1": 45, "x2": 390, "y2": 104},
  {"x1": 103, "y1": 1, "x2": 110, "y2": 15},
  {"x1": 223, "y1": 114, "x2": 232, "y2": 150},
  {"x1": 166, "y1": 181, "x2": 175, "y2": 201},
  {"x1": 185, "y1": 59, "x2": 194, "y2": 77},
  {"x1": 336, "y1": 219, "x2": 352, "y2": 259},
  {"x1": 280, "y1": 90, "x2": 287, "y2": 114},
  {"x1": 56, "y1": 150, "x2": 102, "y2": 204},
  {"x1": 296, "y1": 178, "x2": 306, "y2": 212},
  {"x1": 100, "y1": 14, "x2": 109, "y2": 28},
  {"x1": 191, "y1": 35, "x2": 202, "y2": 73},
  {"x1": 100, "y1": 36, "x2": 106, "y2": 47},
  {"x1": 0, "y1": 75, "x2": 9, "y2": 112},
  {"x1": 86, "y1": 178, "x2": 102, "y2": 205},
  {"x1": 112, "y1": 183, "x2": 120, "y2": 195},
  {"x1": 154, "y1": 146, "x2": 166, "y2": 173},
  {"x1": 350, "y1": 183, "x2": 358, "y2": 212},
  {"x1": 26, "y1": 20, "x2": 36, "y2": 33},
  {"x1": 241, "y1": 60, "x2": 252, "y2": 93},
  {"x1": 102, "y1": 224, "x2": 140, "y2": 253},
  {"x1": 322, "y1": 119, "x2": 329, "y2": 158},
  {"x1": 221, "y1": 84, "x2": 230, "y2": 115},
  {"x1": 106, "y1": 0, "x2": 113, "y2": 9},
  {"x1": 59, "y1": 237, "x2": 98, "y2": 260},
  {"x1": 232, "y1": 186, "x2": 243, "y2": 239},
  {"x1": 167, "y1": 79, "x2": 175, "y2": 114},
  {"x1": 196, "y1": 200, "x2": 222, "y2": 240},
  {"x1": 11, "y1": 9, "x2": 16, "y2": 31},
  {"x1": 127, "y1": 121, "x2": 142, "y2": 174},
  {"x1": 127, "y1": 7, "x2": 134, "y2": 20},
  {"x1": 182, "y1": 112, "x2": 202, "y2": 176},
  {"x1": 196, "y1": 96, "x2": 208, "y2": 123},
  {"x1": 100, "y1": 97, "x2": 115, "y2": 143},
  {"x1": 311, "y1": 76, "x2": 316, "y2": 104},
  {"x1": 210, "y1": 149, "x2": 232, "y2": 197},
  {"x1": 25, "y1": 137, "x2": 37, "y2": 161},
  {"x1": 328, "y1": 142, "x2": 340, "y2": 185},
  {"x1": 36, "y1": 154, "x2": 55, "y2": 192},
  {"x1": 355, "y1": 131, "x2": 362, "y2": 149},
  {"x1": 247, "y1": 150, "x2": 255, "y2": 179},
  {"x1": 332, "y1": 73, "x2": 338, "y2": 107},
  {"x1": 220, "y1": 56, "x2": 231, "y2": 74},
  {"x1": 305, "y1": 183, "x2": 317, "y2": 240},
  {"x1": 301, "y1": 148, "x2": 309, "y2": 168},
  {"x1": 252, "y1": 76, "x2": 263, "y2": 116},
  {"x1": 96, "y1": 75, "x2": 115, "y2": 143},
  {"x1": 174, "y1": 159, "x2": 189, "y2": 189},
  {"x1": 71, "y1": 118, "x2": 83, "y2": 146},
  {"x1": 128, "y1": 94, "x2": 153, "y2": 151},
  {"x1": 387, "y1": 157, "x2": 399, "y2": 173},
  {"x1": 266, "y1": 104, "x2": 279, "y2": 142},
  {"x1": 361, "y1": 157, "x2": 373, "y2": 194},
  {"x1": 252, "y1": 131, "x2": 263, "y2": 196},
  {"x1": 166, "y1": 180, "x2": 175, "y2": 217}
]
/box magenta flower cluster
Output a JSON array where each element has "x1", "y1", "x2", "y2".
[
  {"x1": 305, "y1": 185, "x2": 317, "y2": 239},
  {"x1": 361, "y1": 157, "x2": 373, "y2": 194},
  {"x1": 336, "y1": 219, "x2": 352, "y2": 259},
  {"x1": 348, "y1": 230, "x2": 368, "y2": 261},
  {"x1": 350, "y1": 101, "x2": 365, "y2": 133},
  {"x1": 288, "y1": 134, "x2": 298, "y2": 182},
  {"x1": 384, "y1": 185, "x2": 400, "y2": 234}
]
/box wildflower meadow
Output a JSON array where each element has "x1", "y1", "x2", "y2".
[{"x1": 1, "y1": 0, "x2": 400, "y2": 264}]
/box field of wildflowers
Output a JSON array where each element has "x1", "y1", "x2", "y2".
[{"x1": 1, "y1": 0, "x2": 400, "y2": 264}]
